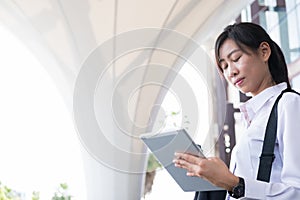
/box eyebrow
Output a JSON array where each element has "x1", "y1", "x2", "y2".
[{"x1": 218, "y1": 49, "x2": 241, "y2": 63}]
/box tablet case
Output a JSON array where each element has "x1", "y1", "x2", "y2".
[{"x1": 140, "y1": 129, "x2": 222, "y2": 192}]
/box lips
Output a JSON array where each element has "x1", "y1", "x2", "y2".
[{"x1": 234, "y1": 78, "x2": 244, "y2": 86}]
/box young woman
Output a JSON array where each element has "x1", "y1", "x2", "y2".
[{"x1": 173, "y1": 22, "x2": 300, "y2": 199}]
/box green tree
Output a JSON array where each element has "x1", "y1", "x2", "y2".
[
  {"x1": 51, "y1": 183, "x2": 72, "y2": 200},
  {"x1": 0, "y1": 182, "x2": 21, "y2": 200},
  {"x1": 31, "y1": 191, "x2": 40, "y2": 200}
]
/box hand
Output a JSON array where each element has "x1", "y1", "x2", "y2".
[{"x1": 173, "y1": 152, "x2": 239, "y2": 191}]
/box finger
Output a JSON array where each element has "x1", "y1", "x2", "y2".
[
  {"x1": 174, "y1": 152, "x2": 184, "y2": 160},
  {"x1": 186, "y1": 172, "x2": 196, "y2": 177},
  {"x1": 173, "y1": 158, "x2": 190, "y2": 169},
  {"x1": 174, "y1": 159, "x2": 204, "y2": 179},
  {"x1": 174, "y1": 152, "x2": 184, "y2": 158},
  {"x1": 175, "y1": 152, "x2": 204, "y2": 165}
]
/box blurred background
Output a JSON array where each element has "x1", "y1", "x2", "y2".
[{"x1": 0, "y1": 0, "x2": 299, "y2": 199}]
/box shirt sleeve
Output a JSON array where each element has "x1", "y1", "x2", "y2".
[{"x1": 240, "y1": 93, "x2": 300, "y2": 200}]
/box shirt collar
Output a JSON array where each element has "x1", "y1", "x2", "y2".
[{"x1": 239, "y1": 82, "x2": 287, "y2": 127}]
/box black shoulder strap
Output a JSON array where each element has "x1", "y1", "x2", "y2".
[{"x1": 257, "y1": 88, "x2": 300, "y2": 182}]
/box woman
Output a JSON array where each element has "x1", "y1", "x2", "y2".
[{"x1": 173, "y1": 22, "x2": 300, "y2": 199}]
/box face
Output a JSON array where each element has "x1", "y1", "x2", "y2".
[{"x1": 218, "y1": 39, "x2": 274, "y2": 96}]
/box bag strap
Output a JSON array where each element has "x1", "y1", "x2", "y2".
[{"x1": 257, "y1": 88, "x2": 300, "y2": 182}]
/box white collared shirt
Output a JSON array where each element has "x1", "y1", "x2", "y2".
[{"x1": 228, "y1": 83, "x2": 300, "y2": 199}]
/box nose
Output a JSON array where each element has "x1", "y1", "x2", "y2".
[{"x1": 228, "y1": 63, "x2": 238, "y2": 77}]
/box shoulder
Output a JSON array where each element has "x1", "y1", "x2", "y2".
[
  {"x1": 278, "y1": 90, "x2": 300, "y2": 113},
  {"x1": 280, "y1": 90, "x2": 300, "y2": 102}
]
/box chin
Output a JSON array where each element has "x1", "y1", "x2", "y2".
[
  {"x1": 238, "y1": 88, "x2": 251, "y2": 96},
  {"x1": 238, "y1": 88, "x2": 246, "y2": 94},
  {"x1": 239, "y1": 90, "x2": 252, "y2": 98}
]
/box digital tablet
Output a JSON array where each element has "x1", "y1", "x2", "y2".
[{"x1": 140, "y1": 129, "x2": 222, "y2": 192}]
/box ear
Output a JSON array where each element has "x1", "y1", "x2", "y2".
[{"x1": 259, "y1": 42, "x2": 271, "y2": 61}]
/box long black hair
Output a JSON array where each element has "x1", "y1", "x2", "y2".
[{"x1": 214, "y1": 22, "x2": 291, "y2": 88}]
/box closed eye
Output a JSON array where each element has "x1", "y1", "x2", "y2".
[
  {"x1": 221, "y1": 64, "x2": 228, "y2": 70},
  {"x1": 232, "y1": 56, "x2": 241, "y2": 62}
]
